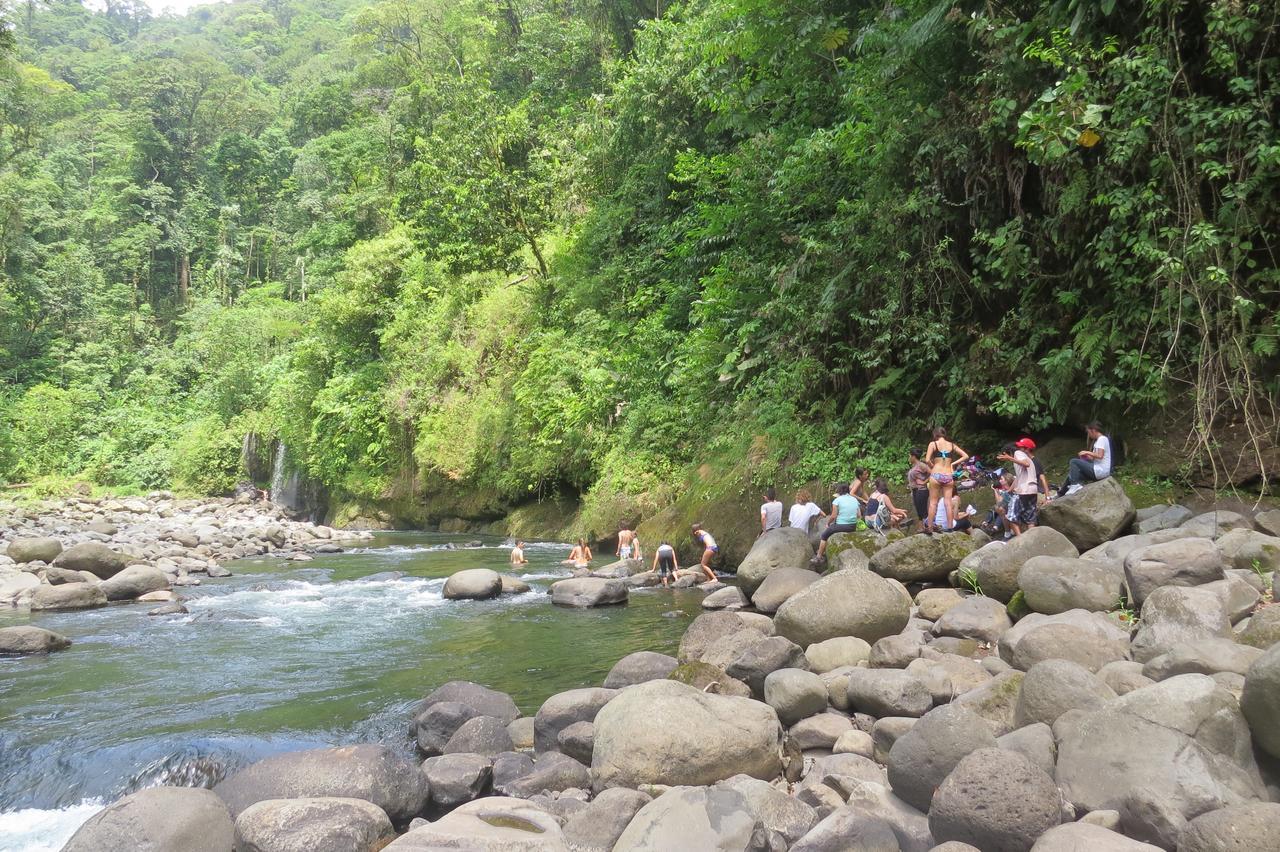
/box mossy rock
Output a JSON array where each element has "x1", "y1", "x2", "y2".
[
  {"x1": 667, "y1": 661, "x2": 751, "y2": 697},
  {"x1": 1006, "y1": 590, "x2": 1031, "y2": 621},
  {"x1": 826, "y1": 530, "x2": 890, "y2": 560}
]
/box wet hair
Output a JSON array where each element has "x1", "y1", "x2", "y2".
[
  {"x1": 796, "y1": 488, "x2": 812, "y2": 503},
  {"x1": 835, "y1": 483, "x2": 851, "y2": 496},
  {"x1": 1086, "y1": 420, "x2": 1103, "y2": 432},
  {"x1": 765, "y1": 487, "x2": 776, "y2": 501},
  {"x1": 577, "y1": 538, "x2": 587, "y2": 548},
  {"x1": 933, "y1": 426, "x2": 948, "y2": 439},
  {"x1": 516, "y1": 541, "x2": 525, "y2": 547},
  {"x1": 874, "y1": 477, "x2": 888, "y2": 493}
]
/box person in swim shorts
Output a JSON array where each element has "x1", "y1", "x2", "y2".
[
  {"x1": 653, "y1": 542, "x2": 679, "y2": 588},
  {"x1": 617, "y1": 524, "x2": 640, "y2": 561},
  {"x1": 925, "y1": 426, "x2": 969, "y2": 534},
  {"x1": 691, "y1": 523, "x2": 718, "y2": 583}
]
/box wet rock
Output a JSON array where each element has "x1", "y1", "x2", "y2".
[
  {"x1": 148, "y1": 602, "x2": 188, "y2": 615},
  {"x1": 928, "y1": 748, "x2": 1062, "y2": 852},
  {"x1": 383, "y1": 797, "x2": 566, "y2": 850},
  {"x1": 233, "y1": 796, "x2": 394, "y2": 852},
  {"x1": 1039, "y1": 477, "x2": 1135, "y2": 551},
  {"x1": 6, "y1": 536, "x2": 62, "y2": 563},
  {"x1": 774, "y1": 568, "x2": 911, "y2": 648},
  {"x1": 602, "y1": 651, "x2": 677, "y2": 688},
  {"x1": 736, "y1": 527, "x2": 815, "y2": 596},
  {"x1": 29, "y1": 582, "x2": 107, "y2": 611},
  {"x1": 0, "y1": 625, "x2": 71, "y2": 654},
  {"x1": 63, "y1": 786, "x2": 234, "y2": 852},
  {"x1": 442, "y1": 568, "x2": 503, "y2": 600},
  {"x1": 701, "y1": 585, "x2": 747, "y2": 609},
  {"x1": 444, "y1": 715, "x2": 515, "y2": 756},
  {"x1": 751, "y1": 567, "x2": 821, "y2": 613},
  {"x1": 1018, "y1": 556, "x2": 1124, "y2": 614}
]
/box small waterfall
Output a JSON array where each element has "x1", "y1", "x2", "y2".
[{"x1": 269, "y1": 442, "x2": 302, "y2": 511}]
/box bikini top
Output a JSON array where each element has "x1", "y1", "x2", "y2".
[{"x1": 934, "y1": 442, "x2": 952, "y2": 459}]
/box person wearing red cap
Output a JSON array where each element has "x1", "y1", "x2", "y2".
[{"x1": 998, "y1": 438, "x2": 1039, "y2": 535}]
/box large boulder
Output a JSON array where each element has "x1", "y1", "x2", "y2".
[
  {"x1": 790, "y1": 808, "x2": 902, "y2": 852},
  {"x1": 961, "y1": 528, "x2": 1079, "y2": 603},
  {"x1": 869, "y1": 534, "x2": 978, "y2": 584},
  {"x1": 701, "y1": 586, "x2": 747, "y2": 610},
  {"x1": 887, "y1": 704, "x2": 997, "y2": 812},
  {"x1": 1142, "y1": 638, "x2": 1264, "y2": 681},
  {"x1": 383, "y1": 797, "x2": 566, "y2": 851},
  {"x1": 62, "y1": 786, "x2": 234, "y2": 852},
  {"x1": 612, "y1": 786, "x2": 769, "y2": 852},
  {"x1": 415, "y1": 701, "x2": 481, "y2": 755},
  {"x1": 1054, "y1": 675, "x2": 1267, "y2": 822},
  {"x1": 928, "y1": 748, "x2": 1062, "y2": 852},
  {"x1": 441, "y1": 568, "x2": 503, "y2": 600},
  {"x1": 715, "y1": 775, "x2": 817, "y2": 847},
  {"x1": 1014, "y1": 659, "x2": 1116, "y2": 727},
  {"x1": 416, "y1": 680, "x2": 520, "y2": 725},
  {"x1": 444, "y1": 715, "x2": 514, "y2": 756},
  {"x1": 551, "y1": 577, "x2": 628, "y2": 607},
  {"x1": 804, "y1": 636, "x2": 871, "y2": 673},
  {"x1": 52, "y1": 541, "x2": 131, "y2": 579},
  {"x1": 1131, "y1": 585, "x2": 1232, "y2": 663},
  {"x1": 534, "y1": 688, "x2": 616, "y2": 754},
  {"x1": 763, "y1": 668, "x2": 827, "y2": 726},
  {"x1": 774, "y1": 569, "x2": 910, "y2": 648},
  {"x1": 0, "y1": 571, "x2": 40, "y2": 605},
  {"x1": 99, "y1": 564, "x2": 169, "y2": 601},
  {"x1": 736, "y1": 527, "x2": 814, "y2": 595},
  {"x1": 1039, "y1": 477, "x2": 1135, "y2": 551},
  {"x1": 423, "y1": 753, "x2": 494, "y2": 807},
  {"x1": 30, "y1": 582, "x2": 108, "y2": 611},
  {"x1": 6, "y1": 536, "x2": 62, "y2": 563},
  {"x1": 1241, "y1": 642, "x2": 1280, "y2": 759},
  {"x1": 1018, "y1": 556, "x2": 1124, "y2": 614},
  {"x1": 1029, "y1": 822, "x2": 1162, "y2": 851},
  {"x1": 1083, "y1": 528, "x2": 1199, "y2": 563},
  {"x1": 951, "y1": 671, "x2": 1024, "y2": 737},
  {"x1": 845, "y1": 668, "x2": 934, "y2": 718},
  {"x1": 751, "y1": 567, "x2": 821, "y2": 613},
  {"x1": 0, "y1": 625, "x2": 71, "y2": 655},
  {"x1": 500, "y1": 751, "x2": 591, "y2": 798},
  {"x1": 1177, "y1": 802, "x2": 1280, "y2": 852},
  {"x1": 1237, "y1": 605, "x2": 1280, "y2": 649},
  {"x1": 999, "y1": 610, "x2": 1131, "y2": 666},
  {"x1": 915, "y1": 588, "x2": 968, "y2": 621},
  {"x1": 930, "y1": 595, "x2": 1012, "y2": 644},
  {"x1": 1179, "y1": 510, "x2": 1252, "y2": 539},
  {"x1": 591, "y1": 680, "x2": 784, "y2": 790},
  {"x1": 678, "y1": 611, "x2": 771, "y2": 663},
  {"x1": 603, "y1": 651, "x2": 678, "y2": 688},
  {"x1": 1215, "y1": 527, "x2": 1280, "y2": 574},
  {"x1": 1122, "y1": 537, "x2": 1225, "y2": 604},
  {"x1": 1135, "y1": 504, "x2": 1193, "y2": 535},
  {"x1": 562, "y1": 787, "x2": 653, "y2": 852},
  {"x1": 213, "y1": 745, "x2": 429, "y2": 824},
  {"x1": 232, "y1": 797, "x2": 394, "y2": 852},
  {"x1": 1009, "y1": 621, "x2": 1130, "y2": 673}
]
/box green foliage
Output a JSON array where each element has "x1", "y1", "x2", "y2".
[{"x1": 171, "y1": 417, "x2": 243, "y2": 496}]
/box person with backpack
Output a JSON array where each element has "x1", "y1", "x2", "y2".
[
  {"x1": 1057, "y1": 421, "x2": 1113, "y2": 497},
  {"x1": 865, "y1": 478, "x2": 907, "y2": 530}
]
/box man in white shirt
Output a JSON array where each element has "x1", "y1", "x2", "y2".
[
  {"x1": 999, "y1": 438, "x2": 1040, "y2": 534},
  {"x1": 1057, "y1": 421, "x2": 1112, "y2": 497},
  {"x1": 759, "y1": 487, "x2": 784, "y2": 535},
  {"x1": 788, "y1": 489, "x2": 823, "y2": 533}
]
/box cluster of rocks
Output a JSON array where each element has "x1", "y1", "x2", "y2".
[
  {"x1": 0, "y1": 494, "x2": 370, "y2": 650},
  {"x1": 440, "y1": 557, "x2": 724, "y2": 608},
  {"x1": 54, "y1": 480, "x2": 1280, "y2": 850}
]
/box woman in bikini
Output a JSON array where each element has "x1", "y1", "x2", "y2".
[
  {"x1": 564, "y1": 538, "x2": 593, "y2": 568},
  {"x1": 924, "y1": 427, "x2": 969, "y2": 534}
]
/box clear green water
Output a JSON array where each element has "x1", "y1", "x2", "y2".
[{"x1": 0, "y1": 533, "x2": 702, "y2": 819}]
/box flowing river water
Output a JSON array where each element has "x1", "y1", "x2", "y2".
[{"x1": 0, "y1": 532, "x2": 704, "y2": 851}]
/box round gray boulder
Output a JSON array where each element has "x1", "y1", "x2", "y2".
[
  {"x1": 751, "y1": 567, "x2": 821, "y2": 613},
  {"x1": 416, "y1": 680, "x2": 520, "y2": 724},
  {"x1": 1241, "y1": 642, "x2": 1280, "y2": 759},
  {"x1": 6, "y1": 536, "x2": 62, "y2": 564},
  {"x1": 30, "y1": 583, "x2": 108, "y2": 611},
  {"x1": 763, "y1": 668, "x2": 827, "y2": 726},
  {"x1": 965, "y1": 527, "x2": 1079, "y2": 603},
  {"x1": 423, "y1": 753, "x2": 494, "y2": 807},
  {"x1": 382, "y1": 797, "x2": 565, "y2": 850},
  {"x1": 603, "y1": 651, "x2": 678, "y2": 688},
  {"x1": 533, "y1": 687, "x2": 616, "y2": 754},
  {"x1": 887, "y1": 704, "x2": 997, "y2": 811},
  {"x1": 736, "y1": 527, "x2": 814, "y2": 596},
  {"x1": 804, "y1": 636, "x2": 871, "y2": 673},
  {"x1": 0, "y1": 625, "x2": 71, "y2": 655},
  {"x1": 1122, "y1": 537, "x2": 1225, "y2": 605},
  {"x1": 444, "y1": 715, "x2": 515, "y2": 756},
  {"x1": 233, "y1": 797, "x2": 394, "y2": 852},
  {"x1": 931, "y1": 595, "x2": 1012, "y2": 644},
  {"x1": 1177, "y1": 802, "x2": 1280, "y2": 852},
  {"x1": 613, "y1": 785, "x2": 768, "y2": 852},
  {"x1": 63, "y1": 786, "x2": 234, "y2": 852},
  {"x1": 1039, "y1": 477, "x2": 1136, "y2": 551},
  {"x1": 846, "y1": 668, "x2": 933, "y2": 718},
  {"x1": 562, "y1": 787, "x2": 653, "y2": 852},
  {"x1": 550, "y1": 577, "x2": 628, "y2": 607},
  {"x1": 52, "y1": 541, "x2": 130, "y2": 578},
  {"x1": 100, "y1": 564, "x2": 169, "y2": 601},
  {"x1": 774, "y1": 568, "x2": 910, "y2": 648},
  {"x1": 1131, "y1": 585, "x2": 1232, "y2": 663},
  {"x1": 1014, "y1": 659, "x2": 1116, "y2": 727},
  {"x1": 1018, "y1": 556, "x2": 1124, "y2": 614},
  {"x1": 442, "y1": 569, "x2": 503, "y2": 600},
  {"x1": 869, "y1": 534, "x2": 979, "y2": 584},
  {"x1": 928, "y1": 747, "x2": 1062, "y2": 852}
]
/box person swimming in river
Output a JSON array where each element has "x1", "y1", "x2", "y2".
[
  {"x1": 691, "y1": 523, "x2": 719, "y2": 583},
  {"x1": 924, "y1": 426, "x2": 969, "y2": 534},
  {"x1": 617, "y1": 524, "x2": 641, "y2": 561},
  {"x1": 510, "y1": 541, "x2": 528, "y2": 565},
  {"x1": 653, "y1": 541, "x2": 679, "y2": 588},
  {"x1": 564, "y1": 538, "x2": 592, "y2": 568}
]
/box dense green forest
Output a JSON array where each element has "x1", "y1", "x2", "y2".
[{"x1": 0, "y1": 0, "x2": 1276, "y2": 520}]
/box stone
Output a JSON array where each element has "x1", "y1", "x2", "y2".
[
  {"x1": 1097, "y1": 660, "x2": 1154, "y2": 696},
  {"x1": 591, "y1": 680, "x2": 783, "y2": 790},
  {"x1": 1028, "y1": 822, "x2": 1161, "y2": 851},
  {"x1": 603, "y1": 651, "x2": 677, "y2": 688},
  {"x1": 589, "y1": 559, "x2": 645, "y2": 579},
  {"x1": 915, "y1": 588, "x2": 968, "y2": 621},
  {"x1": 1177, "y1": 802, "x2": 1280, "y2": 852},
  {"x1": 1039, "y1": 477, "x2": 1136, "y2": 551},
  {"x1": 6, "y1": 536, "x2": 62, "y2": 563},
  {"x1": 1009, "y1": 622, "x2": 1130, "y2": 673},
  {"x1": 1142, "y1": 638, "x2": 1264, "y2": 681},
  {"x1": 1179, "y1": 510, "x2": 1252, "y2": 539},
  {"x1": 1054, "y1": 675, "x2": 1267, "y2": 823},
  {"x1": 846, "y1": 668, "x2": 934, "y2": 718},
  {"x1": 1135, "y1": 504, "x2": 1194, "y2": 535},
  {"x1": 501, "y1": 751, "x2": 591, "y2": 798},
  {"x1": 415, "y1": 701, "x2": 480, "y2": 755},
  {"x1": 612, "y1": 786, "x2": 769, "y2": 852},
  {"x1": 869, "y1": 534, "x2": 978, "y2": 584},
  {"x1": 557, "y1": 721, "x2": 594, "y2": 765},
  {"x1": 62, "y1": 786, "x2": 234, "y2": 852},
  {"x1": 1216, "y1": 527, "x2": 1280, "y2": 575},
  {"x1": 29, "y1": 582, "x2": 108, "y2": 610},
  {"x1": 233, "y1": 797, "x2": 394, "y2": 852},
  {"x1": 1118, "y1": 786, "x2": 1189, "y2": 848},
  {"x1": 0, "y1": 571, "x2": 40, "y2": 605},
  {"x1": 423, "y1": 753, "x2": 493, "y2": 807},
  {"x1": 833, "y1": 729, "x2": 874, "y2": 758},
  {"x1": 951, "y1": 671, "x2": 1024, "y2": 737},
  {"x1": 1015, "y1": 660, "x2": 1116, "y2": 727},
  {"x1": 501, "y1": 575, "x2": 532, "y2": 593},
  {"x1": 99, "y1": 564, "x2": 169, "y2": 601},
  {"x1": 721, "y1": 635, "x2": 808, "y2": 696},
  {"x1": 550, "y1": 577, "x2": 628, "y2": 607},
  {"x1": 887, "y1": 704, "x2": 997, "y2": 812},
  {"x1": 751, "y1": 567, "x2": 821, "y2": 613},
  {"x1": 804, "y1": 636, "x2": 871, "y2": 673},
  {"x1": 1122, "y1": 537, "x2": 1226, "y2": 604},
  {"x1": 789, "y1": 713, "x2": 852, "y2": 751},
  {"x1": 736, "y1": 527, "x2": 815, "y2": 595},
  {"x1": 562, "y1": 787, "x2": 652, "y2": 852},
  {"x1": 1131, "y1": 585, "x2": 1232, "y2": 663},
  {"x1": 213, "y1": 744, "x2": 429, "y2": 824},
  {"x1": 790, "y1": 808, "x2": 902, "y2": 852},
  {"x1": 963, "y1": 528, "x2": 1080, "y2": 603},
  {"x1": 930, "y1": 595, "x2": 1012, "y2": 644},
  {"x1": 1237, "y1": 604, "x2": 1280, "y2": 649},
  {"x1": 1241, "y1": 642, "x2": 1280, "y2": 759},
  {"x1": 0, "y1": 625, "x2": 71, "y2": 654},
  {"x1": 506, "y1": 717, "x2": 535, "y2": 750},
  {"x1": 444, "y1": 715, "x2": 515, "y2": 756},
  {"x1": 711, "y1": 775, "x2": 814, "y2": 846},
  {"x1": 906, "y1": 654, "x2": 989, "y2": 704},
  {"x1": 835, "y1": 777, "x2": 935, "y2": 852},
  {"x1": 996, "y1": 722, "x2": 1056, "y2": 776},
  {"x1": 534, "y1": 688, "x2": 616, "y2": 754},
  {"x1": 701, "y1": 585, "x2": 747, "y2": 609},
  {"x1": 383, "y1": 797, "x2": 566, "y2": 851},
  {"x1": 678, "y1": 611, "x2": 770, "y2": 663},
  {"x1": 870, "y1": 631, "x2": 926, "y2": 668},
  {"x1": 492, "y1": 751, "x2": 534, "y2": 790},
  {"x1": 441, "y1": 568, "x2": 503, "y2": 600},
  {"x1": 149, "y1": 602, "x2": 188, "y2": 616},
  {"x1": 774, "y1": 568, "x2": 911, "y2": 648},
  {"x1": 1018, "y1": 556, "x2": 1124, "y2": 614},
  {"x1": 1203, "y1": 574, "x2": 1262, "y2": 623},
  {"x1": 928, "y1": 748, "x2": 1062, "y2": 852},
  {"x1": 999, "y1": 609, "x2": 1132, "y2": 665},
  {"x1": 831, "y1": 543, "x2": 872, "y2": 572},
  {"x1": 764, "y1": 668, "x2": 827, "y2": 726},
  {"x1": 52, "y1": 541, "x2": 131, "y2": 578}
]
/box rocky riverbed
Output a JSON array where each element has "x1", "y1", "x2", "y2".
[{"x1": 18, "y1": 480, "x2": 1280, "y2": 851}]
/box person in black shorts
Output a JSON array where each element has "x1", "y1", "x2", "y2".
[{"x1": 653, "y1": 542, "x2": 679, "y2": 588}]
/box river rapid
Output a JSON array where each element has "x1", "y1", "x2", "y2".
[{"x1": 0, "y1": 532, "x2": 703, "y2": 851}]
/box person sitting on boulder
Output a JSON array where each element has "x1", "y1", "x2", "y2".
[
  {"x1": 653, "y1": 541, "x2": 679, "y2": 588},
  {"x1": 788, "y1": 488, "x2": 823, "y2": 533},
  {"x1": 865, "y1": 478, "x2": 908, "y2": 530},
  {"x1": 759, "y1": 487, "x2": 784, "y2": 535},
  {"x1": 810, "y1": 483, "x2": 861, "y2": 565},
  {"x1": 1057, "y1": 421, "x2": 1113, "y2": 497},
  {"x1": 691, "y1": 524, "x2": 719, "y2": 583},
  {"x1": 617, "y1": 524, "x2": 640, "y2": 561},
  {"x1": 850, "y1": 467, "x2": 871, "y2": 502},
  {"x1": 510, "y1": 541, "x2": 528, "y2": 565}
]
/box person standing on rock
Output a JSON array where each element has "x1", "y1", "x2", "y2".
[
  {"x1": 998, "y1": 438, "x2": 1039, "y2": 536},
  {"x1": 759, "y1": 488, "x2": 784, "y2": 535},
  {"x1": 653, "y1": 541, "x2": 679, "y2": 588},
  {"x1": 788, "y1": 488, "x2": 823, "y2": 533},
  {"x1": 809, "y1": 483, "x2": 861, "y2": 566},
  {"x1": 617, "y1": 524, "x2": 640, "y2": 561},
  {"x1": 907, "y1": 449, "x2": 930, "y2": 528},
  {"x1": 510, "y1": 541, "x2": 528, "y2": 565},
  {"x1": 691, "y1": 524, "x2": 719, "y2": 582},
  {"x1": 1057, "y1": 421, "x2": 1113, "y2": 496},
  {"x1": 925, "y1": 427, "x2": 969, "y2": 534}
]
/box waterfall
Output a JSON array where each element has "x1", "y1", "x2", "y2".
[{"x1": 269, "y1": 442, "x2": 302, "y2": 510}]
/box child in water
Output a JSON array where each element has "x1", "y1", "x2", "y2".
[{"x1": 510, "y1": 541, "x2": 528, "y2": 565}]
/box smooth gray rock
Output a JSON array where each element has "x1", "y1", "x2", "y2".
[
  {"x1": 775, "y1": 568, "x2": 911, "y2": 648},
  {"x1": 550, "y1": 577, "x2": 628, "y2": 607},
  {"x1": 52, "y1": 541, "x2": 130, "y2": 578},
  {"x1": 788, "y1": 713, "x2": 852, "y2": 751},
  {"x1": 846, "y1": 668, "x2": 933, "y2": 718},
  {"x1": 603, "y1": 651, "x2": 678, "y2": 688},
  {"x1": 491, "y1": 751, "x2": 534, "y2": 791},
  {"x1": 213, "y1": 744, "x2": 429, "y2": 824},
  {"x1": 1203, "y1": 573, "x2": 1263, "y2": 624},
  {"x1": 678, "y1": 612, "x2": 771, "y2": 663},
  {"x1": 869, "y1": 534, "x2": 979, "y2": 584},
  {"x1": 1082, "y1": 528, "x2": 1198, "y2": 563},
  {"x1": 701, "y1": 585, "x2": 748, "y2": 609},
  {"x1": 870, "y1": 631, "x2": 927, "y2": 668},
  {"x1": 1122, "y1": 537, "x2": 1225, "y2": 604},
  {"x1": 557, "y1": 721, "x2": 594, "y2": 766},
  {"x1": 415, "y1": 701, "x2": 480, "y2": 756},
  {"x1": 1018, "y1": 556, "x2": 1124, "y2": 614},
  {"x1": 6, "y1": 536, "x2": 62, "y2": 563},
  {"x1": 501, "y1": 751, "x2": 591, "y2": 798},
  {"x1": 1142, "y1": 638, "x2": 1263, "y2": 681},
  {"x1": 1097, "y1": 660, "x2": 1154, "y2": 696},
  {"x1": 562, "y1": 787, "x2": 652, "y2": 852},
  {"x1": 951, "y1": 671, "x2": 1025, "y2": 737},
  {"x1": 887, "y1": 705, "x2": 997, "y2": 812},
  {"x1": 1237, "y1": 604, "x2": 1280, "y2": 649},
  {"x1": 906, "y1": 653, "x2": 990, "y2": 704},
  {"x1": 44, "y1": 565, "x2": 89, "y2": 585},
  {"x1": 612, "y1": 785, "x2": 769, "y2": 852},
  {"x1": 534, "y1": 688, "x2": 616, "y2": 754},
  {"x1": 1015, "y1": 659, "x2": 1116, "y2": 727},
  {"x1": 804, "y1": 636, "x2": 871, "y2": 673},
  {"x1": 0, "y1": 625, "x2": 71, "y2": 655},
  {"x1": 233, "y1": 797, "x2": 394, "y2": 852},
  {"x1": 1177, "y1": 801, "x2": 1280, "y2": 852},
  {"x1": 441, "y1": 568, "x2": 503, "y2": 600},
  {"x1": 1135, "y1": 504, "x2": 1193, "y2": 535},
  {"x1": 752, "y1": 567, "x2": 821, "y2": 613},
  {"x1": 764, "y1": 668, "x2": 827, "y2": 726},
  {"x1": 423, "y1": 753, "x2": 493, "y2": 807},
  {"x1": 999, "y1": 610, "x2": 1131, "y2": 665},
  {"x1": 443, "y1": 715, "x2": 514, "y2": 756},
  {"x1": 838, "y1": 777, "x2": 935, "y2": 852},
  {"x1": 1131, "y1": 585, "x2": 1232, "y2": 663},
  {"x1": 63, "y1": 786, "x2": 234, "y2": 852},
  {"x1": 99, "y1": 564, "x2": 169, "y2": 601},
  {"x1": 1009, "y1": 621, "x2": 1130, "y2": 673},
  {"x1": 1215, "y1": 527, "x2": 1280, "y2": 574},
  {"x1": 961, "y1": 528, "x2": 1080, "y2": 603},
  {"x1": 1039, "y1": 477, "x2": 1135, "y2": 551},
  {"x1": 914, "y1": 588, "x2": 968, "y2": 621},
  {"x1": 723, "y1": 635, "x2": 809, "y2": 697},
  {"x1": 29, "y1": 582, "x2": 108, "y2": 610},
  {"x1": 928, "y1": 748, "x2": 1061, "y2": 852},
  {"x1": 1179, "y1": 510, "x2": 1252, "y2": 539},
  {"x1": 1241, "y1": 642, "x2": 1280, "y2": 759},
  {"x1": 791, "y1": 808, "x2": 901, "y2": 852},
  {"x1": 930, "y1": 595, "x2": 1012, "y2": 643},
  {"x1": 1028, "y1": 822, "x2": 1161, "y2": 851},
  {"x1": 996, "y1": 722, "x2": 1056, "y2": 776},
  {"x1": 737, "y1": 527, "x2": 815, "y2": 596},
  {"x1": 716, "y1": 775, "x2": 817, "y2": 846},
  {"x1": 382, "y1": 797, "x2": 566, "y2": 850}
]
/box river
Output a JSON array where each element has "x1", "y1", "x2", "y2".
[{"x1": 0, "y1": 532, "x2": 703, "y2": 851}]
